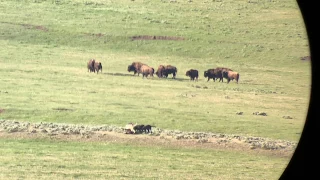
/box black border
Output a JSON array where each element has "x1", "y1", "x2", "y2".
[{"x1": 280, "y1": 1, "x2": 318, "y2": 179}]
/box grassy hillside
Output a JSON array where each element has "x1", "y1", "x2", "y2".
[
  {"x1": 0, "y1": 0, "x2": 311, "y2": 179},
  {"x1": 0, "y1": 0, "x2": 311, "y2": 141},
  {"x1": 0, "y1": 0, "x2": 310, "y2": 142}
]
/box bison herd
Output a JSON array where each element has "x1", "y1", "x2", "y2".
[{"x1": 88, "y1": 60, "x2": 239, "y2": 83}]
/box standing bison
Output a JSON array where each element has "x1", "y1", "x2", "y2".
[
  {"x1": 87, "y1": 59, "x2": 95, "y2": 72},
  {"x1": 140, "y1": 65, "x2": 155, "y2": 78},
  {"x1": 217, "y1": 67, "x2": 233, "y2": 81},
  {"x1": 162, "y1": 65, "x2": 177, "y2": 79},
  {"x1": 128, "y1": 62, "x2": 146, "y2": 76},
  {"x1": 222, "y1": 71, "x2": 240, "y2": 83},
  {"x1": 204, "y1": 67, "x2": 233, "y2": 82},
  {"x1": 186, "y1": 69, "x2": 199, "y2": 81},
  {"x1": 156, "y1": 65, "x2": 177, "y2": 79},
  {"x1": 204, "y1": 69, "x2": 223, "y2": 82},
  {"x1": 94, "y1": 61, "x2": 102, "y2": 74}
]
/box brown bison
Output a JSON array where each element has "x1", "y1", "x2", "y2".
[
  {"x1": 222, "y1": 71, "x2": 240, "y2": 83},
  {"x1": 87, "y1": 59, "x2": 95, "y2": 72},
  {"x1": 155, "y1": 65, "x2": 166, "y2": 78},
  {"x1": 127, "y1": 62, "x2": 146, "y2": 76},
  {"x1": 94, "y1": 61, "x2": 102, "y2": 74},
  {"x1": 204, "y1": 68, "x2": 223, "y2": 82},
  {"x1": 216, "y1": 67, "x2": 233, "y2": 81},
  {"x1": 140, "y1": 65, "x2": 155, "y2": 78},
  {"x1": 186, "y1": 69, "x2": 199, "y2": 81},
  {"x1": 162, "y1": 65, "x2": 177, "y2": 79}
]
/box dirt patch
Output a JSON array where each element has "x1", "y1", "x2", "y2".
[
  {"x1": 0, "y1": 108, "x2": 4, "y2": 113},
  {"x1": 0, "y1": 21, "x2": 48, "y2": 32},
  {"x1": 131, "y1": 35, "x2": 185, "y2": 41}
]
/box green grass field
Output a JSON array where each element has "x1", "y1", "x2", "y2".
[{"x1": 0, "y1": 0, "x2": 310, "y2": 179}]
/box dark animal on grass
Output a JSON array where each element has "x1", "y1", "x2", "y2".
[
  {"x1": 222, "y1": 71, "x2": 240, "y2": 84},
  {"x1": 140, "y1": 65, "x2": 154, "y2": 78},
  {"x1": 204, "y1": 68, "x2": 223, "y2": 82},
  {"x1": 87, "y1": 59, "x2": 95, "y2": 72},
  {"x1": 141, "y1": 125, "x2": 155, "y2": 133},
  {"x1": 155, "y1": 65, "x2": 166, "y2": 78},
  {"x1": 162, "y1": 65, "x2": 177, "y2": 79},
  {"x1": 127, "y1": 62, "x2": 146, "y2": 76},
  {"x1": 186, "y1": 69, "x2": 199, "y2": 81},
  {"x1": 133, "y1": 124, "x2": 145, "y2": 133},
  {"x1": 94, "y1": 61, "x2": 102, "y2": 74}
]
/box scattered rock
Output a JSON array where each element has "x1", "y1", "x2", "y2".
[
  {"x1": 253, "y1": 112, "x2": 267, "y2": 116},
  {"x1": 283, "y1": 116, "x2": 293, "y2": 119},
  {"x1": 131, "y1": 35, "x2": 184, "y2": 41},
  {"x1": 236, "y1": 112, "x2": 243, "y2": 115}
]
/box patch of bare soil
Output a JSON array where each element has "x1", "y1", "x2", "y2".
[
  {"x1": 0, "y1": 21, "x2": 48, "y2": 32},
  {"x1": 131, "y1": 35, "x2": 185, "y2": 41}
]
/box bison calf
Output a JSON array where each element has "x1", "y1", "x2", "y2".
[{"x1": 186, "y1": 69, "x2": 199, "y2": 81}]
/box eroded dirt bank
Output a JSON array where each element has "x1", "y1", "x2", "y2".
[{"x1": 0, "y1": 120, "x2": 297, "y2": 157}]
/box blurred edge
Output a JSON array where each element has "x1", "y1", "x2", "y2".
[{"x1": 279, "y1": 1, "x2": 317, "y2": 179}]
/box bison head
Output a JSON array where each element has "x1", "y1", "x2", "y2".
[
  {"x1": 222, "y1": 71, "x2": 228, "y2": 77},
  {"x1": 186, "y1": 71, "x2": 190, "y2": 76},
  {"x1": 128, "y1": 65, "x2": 135, "y2": 72},
  {"x1": 204, "y1": 71, "x2": 208, "y2": 77}
]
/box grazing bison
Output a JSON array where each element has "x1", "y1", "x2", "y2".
[
  {"x1": 140, "y1": 65, "x2": 155, "y2": 78},
  {"x1": 222, "y1": 71, "x2": 240, "y2": 84},
  {"x1": 155, "y1": 65, "x2": 166, "y2": 78},
  {"x1": 128, "y1": 62, "x2": 146, "y2": 76},
  {"x1": 204, "y1": 68, "x2": 223, "y2": 82},
  {"x1": 87, "y1": 59, "x2": 95, "y2": 72},
  {"x1": 94, "y1": 61, "x2": 102, "y2": 74},
  {"x1": 186, "y1": 69, "x2": 199, "y2": 81},
  {"x1": 162, "y1": 65, "x2": 177, "y2": 79}
]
